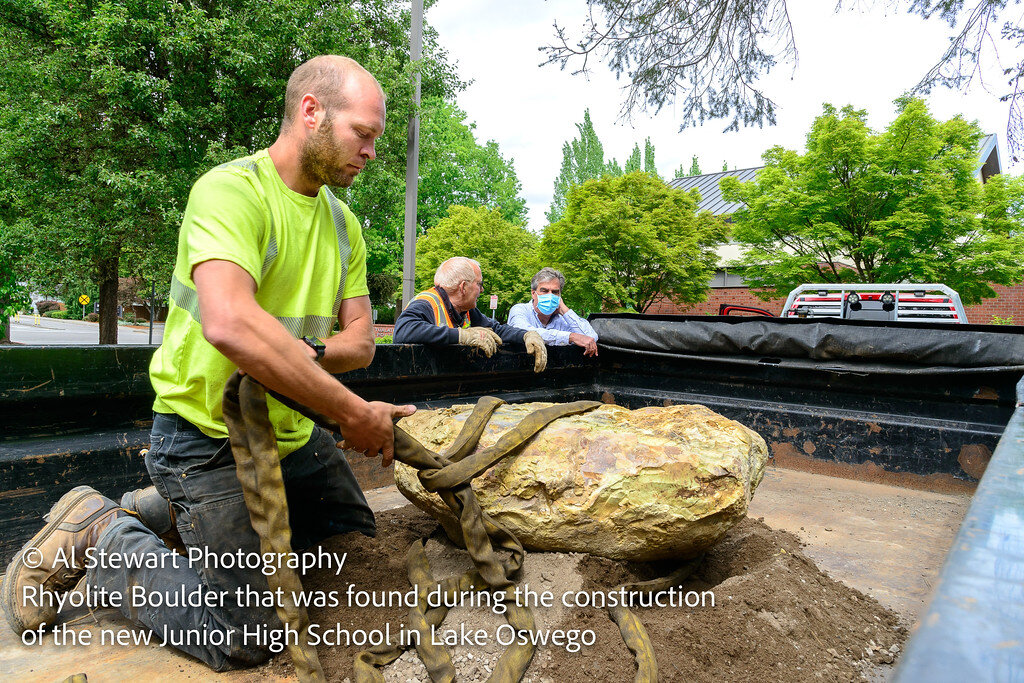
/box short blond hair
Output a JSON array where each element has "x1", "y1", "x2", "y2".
[
  {"x1": 280, "y1": 55, "x2": 384, "y2": 131},
  {"x1": 434, "y1": 257, "x2": 480, "y2": 290}
]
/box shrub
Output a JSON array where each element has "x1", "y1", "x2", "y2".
[
  {"x1": 85, "y1": 312, "x2": 99, "y2": 322},
  {"x1": 374, "y1": 307, "x2": 396, "y2": 325},
  {"x1": 990, "y1": 315, "x2": 1015, "y2": 325},
  {"x1": 36, "y1": 300, "x2": 65, "y2": 315},
  {"x1": 374, "y1": 335, "x2": 393, "y2": 344},
  {"x1": 43, "y1": 309, "x2": 77, "y2": 320}
]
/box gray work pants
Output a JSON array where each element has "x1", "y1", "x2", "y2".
[{"x1": 86, "y1": 412, "x2": 375, "y2": 670}]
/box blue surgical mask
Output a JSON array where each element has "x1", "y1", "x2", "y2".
[{"x1": 537, "y1": 293, "x2": 560, "y2": 315}]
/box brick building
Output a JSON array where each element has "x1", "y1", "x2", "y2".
[{"x1": 653, "y1": 134, "x2": 1022, "y2": 324}]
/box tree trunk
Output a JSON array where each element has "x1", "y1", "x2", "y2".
[{"x1": 98, "y1": 255, "x2": 119, "y2": 344}]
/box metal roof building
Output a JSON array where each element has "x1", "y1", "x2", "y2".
[
  {"x1": 666, "y1": 167, "x2": 761, "y2": 215},
  {"x1": 668, "y1": 134, "x2": 1002, "y2": 217},
  {"x1": 977, "y1": 133, "x2": 1001, "y2": 182}
]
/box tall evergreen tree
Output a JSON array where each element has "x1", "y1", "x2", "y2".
[
  {"x1": 547, "y1": 109, "x2": 609, "y2": 224},
  {"x1": 643, "y1": 138, "x2": 658, "y2": 178},
  {"x1": 624, "y1": 144, "x2": 643, "y2": 173}
]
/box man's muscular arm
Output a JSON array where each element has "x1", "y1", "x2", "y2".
[
  {"x1": 319, "y1": 294, "x2": 375, "y2": 373},
  {"x1": 193, "y1": 260, "x2": 413, "y2": 465}
]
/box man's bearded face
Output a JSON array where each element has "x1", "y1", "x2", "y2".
[{"x1": 299, "y1": 111, "x2": 359, "y2": 189}]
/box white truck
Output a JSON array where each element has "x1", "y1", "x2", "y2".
[{"x1": 780, "y1": 283, "x2": 969, "y2": 323}]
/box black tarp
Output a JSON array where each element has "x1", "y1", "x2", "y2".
[{"x1": 591, "y1": 315, "x2": 1024, "y2": 372}]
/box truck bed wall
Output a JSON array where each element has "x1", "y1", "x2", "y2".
[
  {"x1": 3, "y1": 315, "x2": 1023, "y2": 679},
  {"x1": 3, "y1": 322, "x2": 1019, "y2": 563}
]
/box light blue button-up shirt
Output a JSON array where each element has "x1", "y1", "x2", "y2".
[{"x1": 506, "y1": 302, "x2": 599, "y2": 345}]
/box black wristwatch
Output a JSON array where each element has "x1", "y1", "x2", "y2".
[{"x1": 302, "y1": 336, "x2": 326, "y2": 360}]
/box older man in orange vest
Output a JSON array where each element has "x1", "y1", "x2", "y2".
[{"x1": 394, "y1": 257, "x2": 546, "y2": 371}]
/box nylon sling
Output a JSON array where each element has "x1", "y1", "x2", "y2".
[{"x1": 223, "y1": 372, "x2": 702, "y2": 682}]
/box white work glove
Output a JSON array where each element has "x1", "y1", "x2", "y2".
[
  {"x1": 523, "y1": 330, "x2": 547, "y2": 373},
  {"x1": 458, "y1": 326, "x2": 502, "y2": 357}
]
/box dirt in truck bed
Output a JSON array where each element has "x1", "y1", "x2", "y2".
[{"x1": 247, "y1": 505, "x2": 905, "y2": 683}]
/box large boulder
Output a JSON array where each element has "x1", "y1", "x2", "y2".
[{"x1": 394, "y1": 402, "x2": 768, "y2": 561}]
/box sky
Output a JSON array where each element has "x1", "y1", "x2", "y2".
[{"x1": 428, "y1": 0, "x2": 1020, "y2": 233}]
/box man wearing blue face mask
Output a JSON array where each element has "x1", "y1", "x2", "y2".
[{"x1": 507, "y1": 267, "x2": 599, "y2": 357}]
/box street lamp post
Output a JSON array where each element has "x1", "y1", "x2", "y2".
[{"x1": 401, "y1": 0, "x2": 423, "y2": 310}]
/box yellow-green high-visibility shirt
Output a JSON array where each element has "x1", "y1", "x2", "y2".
[{"x1": 150, "y1": 149, "x2": 368, "y2": 456}]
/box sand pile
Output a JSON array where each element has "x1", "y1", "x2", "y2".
[{"x1": 247, "y1": 506, "x2": 905, "y2": 683}]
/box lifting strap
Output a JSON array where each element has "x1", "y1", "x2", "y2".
[{"x1": 224, "y1": 373, "x2": 701, "y2": 683}]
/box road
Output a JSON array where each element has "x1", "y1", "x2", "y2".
[{"x1": 6, "y1": 314, "x2": 164, "y2": 345}]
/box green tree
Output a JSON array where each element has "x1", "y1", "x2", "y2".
[
  {"x1": 542, "y1": 1, "x2": 1024, "y2": 158},
  {"x1": 414, "y1": 206, "x2": 538, "y2": 319},
  {"x1": 547, "y1": 109, "x2": 609, "y2": 224},
  {"x1": 643, "y1": 138, "x2": 659, "y2": 178},
  {"x1": 624, "y1": 144, "x2": 643, "y2": 173},
  {"x1": 723, "y1": 161, "x2": 729, "y2": 172},
  {"x1": 540, "y1": 171, "x2": 728, "y2": 313},
  {"x1": 720, "y1": 98, "x2": 1024, "y2": 303},
  {"x1": 418, "y1": 97, "x2": 527, "y2": 231},
  {"x1": 0, "y1": 0, "x2": 459, "y2": 343},
  {"x1": 0, "y1": 231, "x2": 29, "y2": 343},
  {"x1": 689, "y1": 156, "x2": 702, "y2": 176}
]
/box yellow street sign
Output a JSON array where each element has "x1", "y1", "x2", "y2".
[{"x1": 78, "y1": 294, "x2": 90, "y2": 306}]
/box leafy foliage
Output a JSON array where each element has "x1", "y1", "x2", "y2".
[
  {"x1": 644, "y1": 138, "x2": 659, "y2": 179},
  {"x1": 671, "y1": 155, "x2": 703, "y2": 179},
  {"x1": 541, "y1": 172, "x2": 728, "y2": 313},
  {"x1": 0, "y1": 0, "x2": 460, "y2": 342},
  {"x1": 720, "y1": 98, "x2": 1024, "y2": 304},
  {"x1": 542, "y1": 1, "x2": 1024, "y2": 158},
  {"x1": 414, "y1": 206, "x2": 538, "y2": 319},
  {"x1": 548, "y1": 109, "x2": 609, "y2": 224},
  {"x1": 543, "y1": 0, "x2": 794, "y2": 132},
  {"x1": 624, "y1": 144, "x2": 643, "y2": 173},
  {"x1": 905, "y1": 0, "x2": 1024, "y2": 160},
  {"x1": 548, "y1": 110, "x2": 663, "y2": 223},
  {"x1": 0, "y1": 231, "x2": 29, "y2": 342},
  {"x1": 418, "y1": 97, "x2": 528, "y2": 230}
]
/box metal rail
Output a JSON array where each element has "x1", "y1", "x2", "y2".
[{"x1": 781, "y1": 283, "x2": 969, "y2": 323}]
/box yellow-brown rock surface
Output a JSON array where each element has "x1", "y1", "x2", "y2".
[{"x1": 394, "y1": 402, "x2": 768, "y2": 561}]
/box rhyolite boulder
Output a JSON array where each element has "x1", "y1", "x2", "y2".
[{"x1": 394, "y1": 402, "x2": 768, "y2": 561}]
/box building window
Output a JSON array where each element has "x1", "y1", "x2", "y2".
[{"x1": 710, "y1": 269, "x2": 746, "y2": 288}]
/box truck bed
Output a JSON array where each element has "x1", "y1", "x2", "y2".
[
  {"x1": 0, "y1": 467, "x2": 972, "y2": 680},
  {"x1": 1, "y1": 314, "x2": 1022, "y2": 680}
]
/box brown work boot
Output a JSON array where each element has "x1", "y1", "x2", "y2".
[
  {"x1": 1, "y1": 486, "x2": 124, "y2": 634},
  {"x1": 120, "y1": 486, "x2": 173, "y2": 535},
  {"x1": 120, "y1": 485, "x2": 184, "y2": 553}
]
